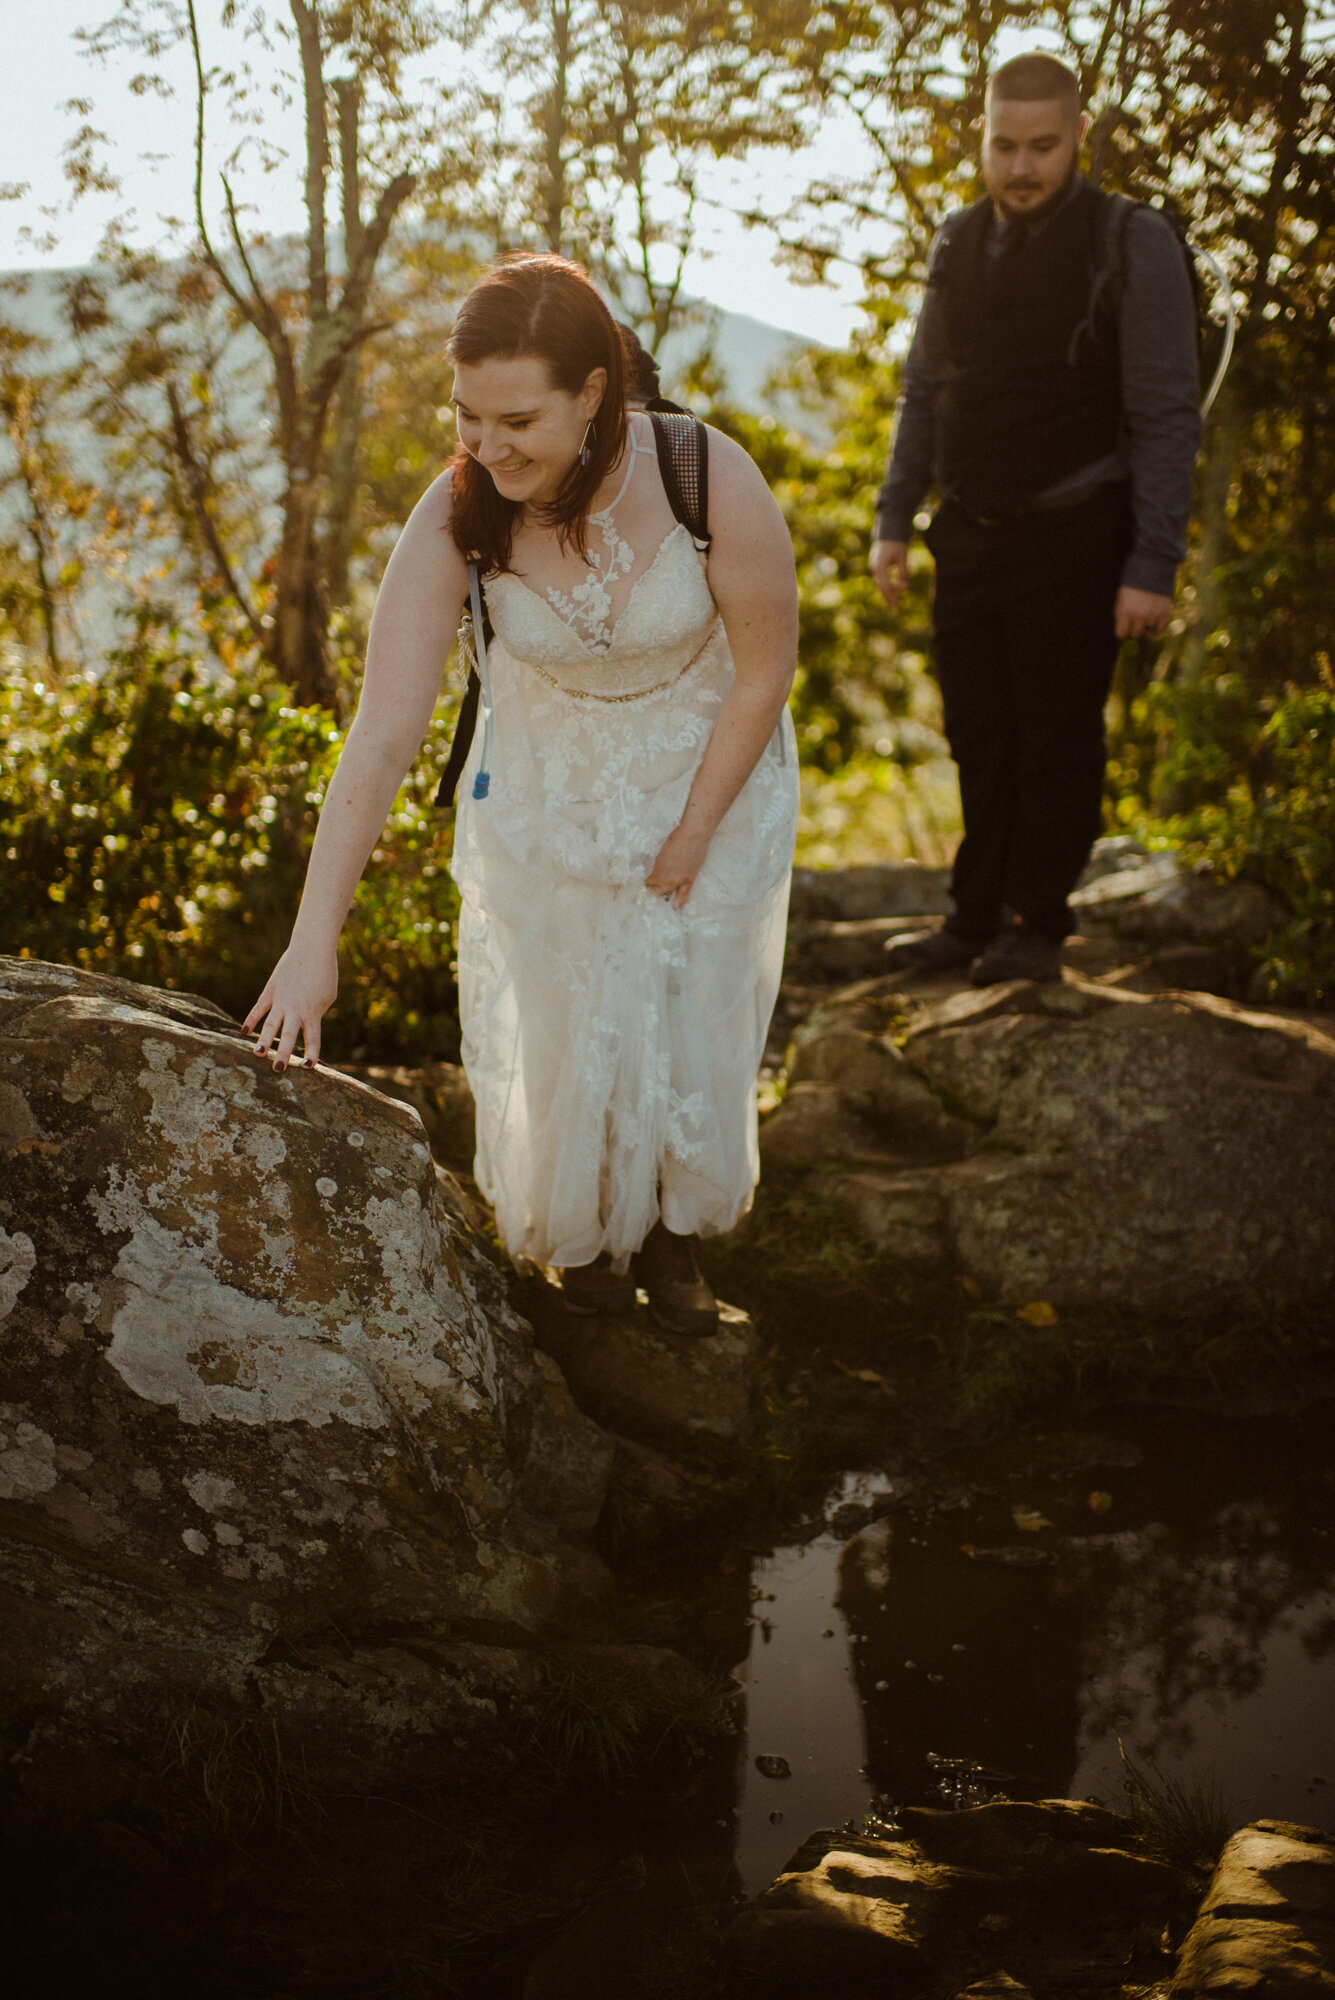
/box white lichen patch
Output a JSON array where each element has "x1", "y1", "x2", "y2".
[
  {"x1": 182, "y1": 1527, "x2": 210, "y2": 1556},
  {"x1": 316, "y1": 1178, "x2": 338, "y2": 1199},
  {"x1": 214, "y1": 1521, "x2": 244, "y2": 1546},
  {"x1": 358, "y1": 1189, "x2": 500, "y2": 1408},
  {"x1": 260, "y1": 1229, "x2": 296, "y2": 1279},
  {"x1": 102, "y1": 1211, "x2": 386, "y2": 1430},
  {"x1": 184, "y1": 1471, "x2": 238, "y2": 1513},
  {"x1": 64, "y1": 1281, "x2": 102, "y2": 1323},
  {"x1": 0, "y1": 1415, "x2": 59, "y2": 1499},
  {"x1": 136, "y1": 1039, "x2": 291, "y2": 1190},
  {"x1": 0, "y1": 1228, "x2": 36, "y2": 1321},
  {"x1": 242, "y1": 1123, "x2": 287, "y2": 1174}
]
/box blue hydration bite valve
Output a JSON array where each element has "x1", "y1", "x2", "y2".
[{"x1": 473, "y1": 771, "x2": 491, "y2": 800}]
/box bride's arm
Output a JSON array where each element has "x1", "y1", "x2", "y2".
[
  {"x1": 244, "y1": 473, "x2": 469, "y2": 1069},
  {"x1": 646, "y1": 429, "x2": 798, "y2": 905}
]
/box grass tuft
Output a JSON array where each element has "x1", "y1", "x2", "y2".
[
  {"x1": 165, "y1": 1702, "x2": 321, "y2": 1840},
  {"x1": 1118, "y1": 1740, "x2": 1235, "y2": 1876},
  {"x1": 528, "y1": 1652, "x2": 738, "y2": 1784}
]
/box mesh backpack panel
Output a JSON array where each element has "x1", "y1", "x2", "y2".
[{"x1": 648, "y1": 410, "x2": 711, "y2": 550}]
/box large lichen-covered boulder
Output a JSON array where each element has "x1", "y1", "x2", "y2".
[{"x1": 0, "y1": 958, "x2": 612, "y2": 1765}]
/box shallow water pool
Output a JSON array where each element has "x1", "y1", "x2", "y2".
[{"x1": 731, "y1": 1401, "x2": 1335, "y2": 1894}]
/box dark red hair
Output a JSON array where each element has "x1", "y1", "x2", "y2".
[{"x1": 447, "y1": 254, "x2": 630, "y2": 574}]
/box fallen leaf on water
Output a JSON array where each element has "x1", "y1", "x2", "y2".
[
  {"x1": 1011, "y1": 1505, "x2": 1054, "y2": 1533},
  {"x1": 1088, "y1": 1489, "x2": 1114, "y2": 1514},
  {"x1": 833, "y1": 1360, "x2": 892, "y2": 1389},
  {"x1": 961, "y1": 1543, "x2": 1057, "y2": 1568},
  {"x1": 1016, "y1": 1299, "x2": 1059, "y2": 1327}
]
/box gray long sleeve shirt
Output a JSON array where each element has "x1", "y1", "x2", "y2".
[{"x1": 874, "y1": 184, "x2": 1202, "y2": 596}]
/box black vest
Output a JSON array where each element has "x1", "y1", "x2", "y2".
[{"x1": 933, "y1": 180, "x2": 1122, "y2": 517}]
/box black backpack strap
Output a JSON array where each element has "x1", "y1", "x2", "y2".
[
  {"x1": 1066, "y1": 188, "x2": 1137, "y2": 366},
  {"x1": 1102, "y1": 189, "x2": 1140, "y2": 298},
  {"x1": 923, "y1": 201, "x2": 975, "y2": 288},
  {"x1": 1080, "y1": 191, "x2": 1202, "y2": 361},
  {"x1": 434, "y1": 668, "x2": 480, "y2": 809},
  {"x1": 647, "y1": 409, "x2": 711, "y2": 551},
  {"x1": 434, "y1": 563, "x2": 493, "y2": 811}
]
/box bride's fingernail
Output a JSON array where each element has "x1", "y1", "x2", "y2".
[{"x1": 274, "y1": 1060, "x2": 287, "y2": 1075}]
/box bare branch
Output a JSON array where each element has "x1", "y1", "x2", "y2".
[
  {"x1": 165, "y1": 376, "x2": 269, "y2": 652},
  {"x1": 219, "y1": 176, "x2": 298, "y2": 434},
  {"x1": 339, "y1": 171, "x2": 416, "y2": 326},
  {"x1": 184, "y1": 0, "x2": 264, "y2": 334},
  {"x1": 334, "y1": 76, "x2": 365, "y2": 268}
]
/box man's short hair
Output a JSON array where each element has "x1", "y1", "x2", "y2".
[{"x1": 987, "y1": 52, "x2": 1082, "y2": 116}]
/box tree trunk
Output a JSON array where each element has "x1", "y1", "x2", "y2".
[
  {"x1": 540, "y1": 0, "x2": 573, "y2": 252},
  {"x1": 322, "y1": 353, "x2": 362, "y2": 612},
  {"x1": 323, "y1": 78, "x2": 367, "y2": 612},
  {"x1": 275, "y1": 473, "x2": 335, "y2": 707},
  {"x1": 7, "y1": 385, "x2": 63, "y2": 680}
]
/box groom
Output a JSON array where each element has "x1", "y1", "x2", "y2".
[{"x1": 871, "y1": 50, "x2": 1201, "y2": 984}]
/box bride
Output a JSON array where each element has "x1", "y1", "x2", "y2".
[{"x1": 246, "y1": 254, "x2": 799, "y2": 1336}]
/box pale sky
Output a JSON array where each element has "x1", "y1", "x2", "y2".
[{"x1": 0, "y1": 0, "x2": 879, "y2": 348}]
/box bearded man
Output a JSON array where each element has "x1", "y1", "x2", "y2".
[{"x1": 872, "y1": 50, "x2": 1201, "y2": 984}]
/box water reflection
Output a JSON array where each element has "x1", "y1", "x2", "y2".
[
  {"x1": 735, "y1": 1476, "x2": 887, "y2": 1895},
  {"x1": 732, "y1": 1405, "x2": 1335, "y2": 1888}
]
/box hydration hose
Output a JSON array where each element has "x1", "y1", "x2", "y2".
[
  {"x1": 468, "y1": 561, "x2": 494, "y2": 801},
  {"x1": 1194, "y1": 244, "x2": 1238, "y2": 421}
]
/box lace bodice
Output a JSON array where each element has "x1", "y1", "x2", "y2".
[
  {"x1": 486, "y1": 525, "x2": 720, "y2": 698},
  {"x1": 484, "y1": 414, "x2": 721, "y2": 700}
]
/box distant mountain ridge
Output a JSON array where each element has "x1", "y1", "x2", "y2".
[{"x1": 0, "y1": 260, "x2": 821, "y2": 421}]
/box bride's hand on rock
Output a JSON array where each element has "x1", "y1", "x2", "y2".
[
  {"x1": 243, "y1": 945, "x2": 338, "y2": 1072},
  {"x1": 646, "y1": 822, "x2": 712, "y2": 909}
]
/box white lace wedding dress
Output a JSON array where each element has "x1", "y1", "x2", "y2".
[{"x1": 451, "y1": 416, "x2": 799, "y2": 1271}]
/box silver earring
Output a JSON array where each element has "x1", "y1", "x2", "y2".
[{"x1": 578, "y1": 419, "x2": 596, "y2": 469}]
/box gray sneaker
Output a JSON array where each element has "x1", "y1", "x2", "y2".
[
  {"x1": 969, "y1": 925, "x2": 1063, "y2": 986},
  {"x1": 884, "y1": 926, "x2": 988, "y2": 975}
]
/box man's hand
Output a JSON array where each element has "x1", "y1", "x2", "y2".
[
  {"x1": 1115, "y1": 585, "x2": 1173, "y2": 641},
  {"x1": 870, "y1": 538, "x2": 910, "y2": 608}
]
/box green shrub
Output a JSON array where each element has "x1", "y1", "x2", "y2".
[
  {"x1": 1127, "y1": 674, "x2": 1335, "y2": 1004},
  {"x1": 0, "y1": 630, "x2": 464, "y2": 1060}
]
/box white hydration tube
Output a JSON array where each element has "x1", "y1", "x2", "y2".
[
  {"x1": 468, "y1": 561, "x2": 494, "y2": 801},
  {"x1": 1193, "y1": 243, "x2": 1238, "y2": 418}
]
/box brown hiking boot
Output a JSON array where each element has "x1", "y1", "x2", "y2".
[
  {"x1": 884, "y1": 925, "x2": 990, "y2": 975},
  {"x1": 560, "y1": 1253, "x2": 636, "y2": 1316},
  {"x1": 631, "y1": 1222, "x2": 719, "y2": 1338},
  {"x1": 968, "y1": 922, "x2": 1063, "y2": 986}
]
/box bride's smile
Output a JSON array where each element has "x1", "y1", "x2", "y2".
[{"x1": 452, "y1": 352, "x2": 610, "y2": 507}]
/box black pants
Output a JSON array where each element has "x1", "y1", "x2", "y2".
[{"x1": 926, "y1": 482, "x2": 1134, "y2": 944}]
